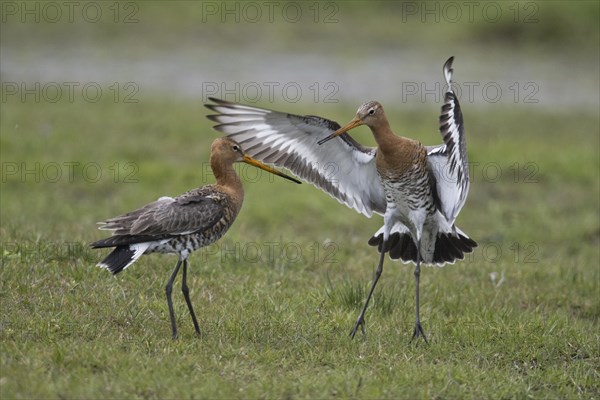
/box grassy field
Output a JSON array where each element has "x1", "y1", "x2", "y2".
[
  {"x1": 1, "y1": 1, "x2": 599, "y2": 399},
  {"x1": 1, "y1": 94, "x2": 598, "y2": 398}
]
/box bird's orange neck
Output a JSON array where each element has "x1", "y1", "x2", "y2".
[
  {"x1": 369, "y1": 118, "x2": 410, "y2": 153},
  {"x1": 369, "y1": 120, "x2": 422, "y2": 174},
  {"x1": 211, "y1": 158, "x2": 244, "y2": 212}
]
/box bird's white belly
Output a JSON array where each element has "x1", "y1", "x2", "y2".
[{"x1": 380, "y1": 176, "x2": 439, "y2": 263}]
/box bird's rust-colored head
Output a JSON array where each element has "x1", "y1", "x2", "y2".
[
  {"x1": 210, "y1": 138, "x2": 301, "y2": 184},
  {"x1": 318, "y1": 101, "x2": 388, "y2": 145}
]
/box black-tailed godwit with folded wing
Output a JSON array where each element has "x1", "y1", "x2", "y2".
[
  {"x1": 91, "y1": 137, "x2": 301, "y2": 339},
  {"x1": 206, "y1": 57, "x2": 476, "y2": 343}
]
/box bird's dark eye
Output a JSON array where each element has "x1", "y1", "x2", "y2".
[
  {"x1": 232, "y1": 145, "x2": 240, "y2": 152},
  {"x1": 368, "y1": 108, "x2": 375, "y2": 115}
]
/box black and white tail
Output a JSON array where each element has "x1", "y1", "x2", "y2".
[
  {"x1": 91, "y1": 240, "x2": 150, "y2": 274},
  {"x1": 368, "y1": 228, "x2": 477, "y2": 266}
]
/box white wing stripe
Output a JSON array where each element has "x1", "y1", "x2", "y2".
[
  {"x1": 430, "y1": 57, "x2": 470, "y2": 225},
  {"x1": 207, "y1": 98, "x2": 386, "y2": 217}
]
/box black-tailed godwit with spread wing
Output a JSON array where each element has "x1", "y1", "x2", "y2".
[
  {"x1": 91, "y1": 137, "x2": 300, "y2": 339},
  {"x1": 206, "y1": 57, "x2": 476, "y2": 342}
]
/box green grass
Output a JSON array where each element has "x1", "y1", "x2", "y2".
[{"x1": 1, "y1": 94, "x2": 598, "y2": 399}]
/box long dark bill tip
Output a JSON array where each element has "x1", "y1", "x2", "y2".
[
  {"x1": 282, "y1": 174, "x2": 302, "y2": 184},
  {"x1": 243, "y1": 155, "x2": 302, "y2": 184},
  {"x1": 318, "y1": 117, "x2": 362, "y2": 145},
  {"x1": 317, "y1": 134, "x2": 337, "y2": 146}
]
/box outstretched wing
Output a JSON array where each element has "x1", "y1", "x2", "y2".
[
  {"x1": 206, "y1": 98, "x2": 386, "y2": 217},
  {"x1": 428, "y1": 57, "x2": 470, "y2": 225},
  {"x1": 96, "y1": 187, "x2": 225, "y2": 238}
]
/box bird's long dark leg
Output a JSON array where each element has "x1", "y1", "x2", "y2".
[
  {"x1": 166, "y1": 259, "x2": 183, "y2": 339},
  {"x1": 350, "y1": 246, "x2": 387, "y2": 339},
  {"x1": 181, "y1": 259, "x2": 201, "y2": 336},
  {"x1": 410, "y1": 238, "x2": 428, "y2": 344}
]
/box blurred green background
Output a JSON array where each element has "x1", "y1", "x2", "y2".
[{"x1": 1, "y1": 1, "x2": 599, "y2": 399}]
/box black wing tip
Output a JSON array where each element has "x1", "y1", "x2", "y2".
[
  {"x1": 206, "y1": 121, "x2": 231, "y2": 134},
  {"x1": 206, "y1": 97, "x2": 229, "y2": 105},
  {"x1": 204, "y1": 98, "x2": 233, "y2": 111},
  {"x1": 206, "y1": 114, "x2": 221, "y2": 122},
  {"x1": 443, "y1": 56, "x2": 455, "y2": 86}
]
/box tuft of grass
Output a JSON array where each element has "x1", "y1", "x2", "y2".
[{"x1": 325, "y1": 276, "x2": 404, "y2": 317}]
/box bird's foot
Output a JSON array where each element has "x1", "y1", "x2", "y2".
[
  {"x1": 410, "y1": 321, "x2": 429, "y2": 344},
  {"x1": 350, "y1": 316, "x2": 366, "y2": 339}
]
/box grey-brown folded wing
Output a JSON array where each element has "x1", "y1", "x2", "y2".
[
  {"x1": 97, "y1": 187, "x2": 225, "y2": 237},
  {"x1": 206, "y1": 98, "x2": 386, "y2": 217}
]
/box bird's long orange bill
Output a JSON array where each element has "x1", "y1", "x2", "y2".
[
  {"x1": 243, "y1": 155, "x2": 301, "y2": 184},
  {"x1": 317, "y1": 117, "x2": 364, "y2": 145}
]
